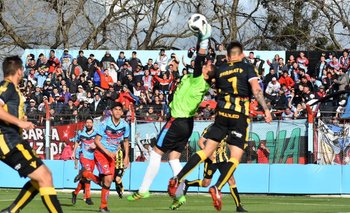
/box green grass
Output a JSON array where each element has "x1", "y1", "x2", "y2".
[{"x1": 1, "y1": 189, "x2": 350, "y2": 212}]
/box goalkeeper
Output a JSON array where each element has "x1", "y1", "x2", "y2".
[{"x1": 127, "y1": 18, "x2": 214, "y2": 202}]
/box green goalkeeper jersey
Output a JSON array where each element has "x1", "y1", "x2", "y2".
[{"x1": 169, "y1": 73, "x2": 209, "y2": 118}]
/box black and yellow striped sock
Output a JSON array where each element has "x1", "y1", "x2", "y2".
[
  {"x1": 215, "y1": 158, "x2": 239, "y2": 190},
  {"x1": 186, "y1": 179, "x2": 203, "y2": 187},
  {"x1": 39, "y1": 187, "x2": 63, "y2": 213},
  {"x1": 9, "y1": 180, "x2": 39, "y2": 212},
  {"x1": 230, "y1": 185, "x2": 241, "y2": 207},
  {"x1": 177, "y1": 150, "x2": 207, "y2": 182}
]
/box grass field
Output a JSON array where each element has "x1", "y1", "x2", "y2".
[{"x1": 1, "y1": 189, "x2": 350, "y2": 213}]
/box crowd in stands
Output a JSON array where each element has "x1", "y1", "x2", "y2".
[{"x1": 22, "y1": 46, "x2": 350, "y2": 126}]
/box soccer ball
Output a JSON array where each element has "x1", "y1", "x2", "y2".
[{"x1": 188, "y1": 14, "x2": 208, "y2": 33}]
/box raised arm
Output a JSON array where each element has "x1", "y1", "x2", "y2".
[{"x1": 250, "y1": 79, "x2": 272, "y2": 123}]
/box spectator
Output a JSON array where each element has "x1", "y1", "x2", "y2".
[
  {"x1": 267, "y1": 54, "x2": 280, "y2": 77},
  {"x1": 89, "y1": 54, "x2": 100, "y2": 66},
  {"x1": 67, "y1": 58, "x2": 83, "y2": 78},
  {"x1": 60, "y1": 49, "x2": 73, "y2": 74},
  {"x1": 316, "y1": 85, "x2": 326, "y2": 99},
  {"x1": 69, "y1": 73, "x2": 79, "y2": 93},
  {"x1": 315, "y1": 54, "x2": 327, "y2": 80},
  {"x1": 78, "y1": 100, "x2": 91, "y2": 121},
  {"x1": 116, "y1": 51, "x2": 126, "y2": 69},
  {"x1": 246, "y1": 51, "x2": 255, "y2": 65},
  {"x1": 215, "y1": 43, "x2": 226, "y2": 66},
  {"x1": 201, "y1": 104, "x2": 214, "y2": 120},
  {"x1": 101, "y1": 50, "x2": 116, "y2": 69},
  {"x1": 142, "y1": 69, "x2": 153, "y2": 91},
  {"x1": 86, "y1": 57, "x2": 96, "y2": 80},
  {"x1": 76, "y1": 85, "x2": 87, "y2": 102},
  {"x1": 296, "y1": 52, "x2": 309, "y2": 72},
  {"x1": 47, "y1": 50, "x2": 60, "y2": 73},
  {"x1": 153, "y1": 73, "x2": 173, "y2": 94},
  {"x1": 26, "y1": 99, "x2": 39, "y2": 124},
  {"x1": 279, "y1": 70, "x2": 295, "y2": 90},
  {"x1": 287, "y1": 55, "x2": 296, "y2": 72},
  {"x1": 263, "y1": 68, "x2": 278, "y2": 88},
  {"x1": 339, "y1": 49, "x2": 350, "y2": 71},
  {"x1": 89, "y1": 93, "x2": 106, "y2": 117},
  {"x1": 257, "y1": 141, "x2": 270, "y2": 164},
  {"x1": 145, "y1": 106, "x2": 159, "y2": 121},
  {"x1": 134, "y1": 63, "x2": 145, "y2": 83},
  {"x1": 254, "y1": 55, "x2": 265, "y2": 76},
  {"x1": 96, "y1": 65, "x2": 114, "y2": 90},
  {"x1": 51, "y1": 93, "x2": 65, "y2": 114},
  {"x1": 157, "y1": 49, "x2": 168, "y2": 73},
  {"x1": 290, "y1": 62, "x2": 300, "y2": 82},
  {"x1": 328, "y1": 56, "x2": 340, "y2": 71},
  {"x1": 265, "y1": 77, "x2": 281, "y2": 97},
  {"x1": 182, "y1": 56, "x2": 195, "y2": 74},
  {"x1": 334, "y1": 68, "x2": 349, "y2": 91},
  {"x1": 168, "y1": 53, "x2": 180, "y2": 72},
  {"x1": 61, "y1": 85, "x2": 71, "y2": 104},
  {"x1": 108, "y1": 62, "x2": 118, "y2": 83},
  {"x1": 129, "y1": 51, "x2": 141, "y2": 72},
  {"x1": 281, "y1": 107, "x2": 294, "y2": 120},
  {"x1": 35, "y1": 66, "x2": 48, "y2": 88},
  {"x1": 77, "y1": 50, "x2": 88, "y2": 71},
  {"x1": 336, "y1": 99, "x2": 347, "y2": 118}
]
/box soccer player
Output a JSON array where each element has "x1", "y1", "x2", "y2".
[
  {"x1": 71, "y1": 117, "x2": 97, "y2": 205},
  {"x1": 0, "y1": 56, "x2": 63, "y2": 213},
  {"x1": 114, "y1": 146, "x2": 125, "y2": 198},
  {"x1": 127, "y1": 21, "x2": 214, "y2": 201},
  {"x1": 171, "y1": 124, "x2": 247, "y2": 212},
  {"x1": 83, "y1": 102, "x2": 130, "y2": 212},
  {"x1": 168, "y1": 41, "x2": 272, "y2": 211}
]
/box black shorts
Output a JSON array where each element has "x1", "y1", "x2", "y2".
[
  {"x1": 203, "y1": 159, "x2": 228, "y2": 179},
  {"x1": 205, "y1": 109, "x2": 250, "y2": 149},
  {"x1": 114, "y1": 168, "x2": 124, "y2": 179},
  {"x1": 1, "y1": 140, "x2": 43, "y2": 178},
  {"x1": 155, "y1": 117, "x2": 194, "y2": 153}
]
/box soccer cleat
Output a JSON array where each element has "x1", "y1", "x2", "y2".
[
  {"x1": 175, "y1": 180, "x2": 187, "y2": 198},
  {"x1": 116, "y1": 183, "x2": 124, "y2": 199},
  {"x1": 127, "y1": 191, "x2": 150, "y2": 201},
  {"x1": 169, "y1": 195, "x2": 186, "y2": 210},
  {"x1": 98, "y1": 207, "x2": 110, "y2": 212},
  {"x1": 71, "y1": 191, "x2": 77, "y2": 205},
  {"x1": 236, "y1": 205, "x2": 248, "y2": 212},
  {"x1": 209, "y1": 186, "x2": 222, "y2": 211},
  {"x1": 85, "y1": 198, "x2": 94, "y2": 205},
  {"x1": 0, "y1": 207, "x2": 19, "y2": 213},
  {"x1": 167, "y1": 177, "x2": 179, "y2": 197}
]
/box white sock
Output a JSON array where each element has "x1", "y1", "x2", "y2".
[
  {"x1": 139, "y1": 150, "x2": 162, "y2": 193},
  {"x1": 169, "y1": 159, "x2": 182, "y2": 176}
]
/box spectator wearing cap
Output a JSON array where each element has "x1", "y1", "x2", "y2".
[
  {"x1": 265, "y1": 77, "x2": 281, "y2": 98},
  {"x1": 108, "y1": 62, "x2": 118, "y2": 83},
  {"x1": 316, "y1": 85, "x2": 326, "y2": 99},
  {"x1": 26, "y1": 99, "x2": 39, "y2": 124},
  {"x1": 279, "y1": 71, "x2": 295, "y2": 90},
  {"x1": 339, "y1": 49, "x2": 350, "y2": 71},
  {"x1": 89, "y1": 92, "x2": 106, "y2": 117},
  {"x1": 77, "y1": 50, "x2": 88, "y2": 71},
  {"x1": 76, "y1": 85, "x2": 87, "y2": 102},
  {"x1": 157, "y1": 49, "x2": 168, "y2": 73},
  {"x1": 116, "y1": 51, "x2": 126, "y2": 69},
  {"x1": 101, "y1": 50, "x2": 116, "y2": 69},
  {"x1": 134, "y1": 63, "x2": 145, "y2": 83},
  {"x1": 129, "y1": 51, "x2": 141, "y2": 72},
  {"x1": 95, "y1": 65, "x2": 114, "y2": 90},
  {"x1": 48, "y1": 50, "x2": 60, "y2": 73},
  {"x1": 334, "y1": 68, "x2": 349, "y2": 91},
  {"x1": 60, "y1": 49, "x2": 73, "y2": 74},
  {"x1": 315, "y1": 54, "x2": 327, "y2": 80},
  {"x1": 297, "y1": 52, "x2": 309, "y2": 72},
  {"x1": 67, "y1": 58, "x2": 83, "y2": 79}
]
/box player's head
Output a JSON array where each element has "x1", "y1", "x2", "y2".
[
  {"x1": 226, "y1": 41, "x2": 244, "y2": 62},
  {"x1": 202, "y1": 59, "x2": 215, "y2": 82},
  {"x1": 85, "y1": 117, "x2": 94, "y2": 131},
  {"x1": 2, "y1": 55, "x2": 24, "y2": 83},
  {"x1": 111, "y1": 102, "x2": 124, "y2": 120}
]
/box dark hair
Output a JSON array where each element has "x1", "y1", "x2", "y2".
[
  {"x1": 226, "y1": 41, "x2": 243, "y2": 56},
  {"x1": 111, "y1": 102, "x2": 123, "y2": 109},
  {"x1": 86, "y1": 117, "x2": 94, "y2": 122},
  {"x1": 2, "y1": 55, "x2": 23, "y2": 77},
  {"x1": 50, "y1": 50, "x2": 55, "y2": 53},
  {"x1": 79, "y1": 50, "x2": 84, "y2": 54}
]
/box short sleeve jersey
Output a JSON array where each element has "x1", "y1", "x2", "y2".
[
  {"x1": 215, "y1": 61, "x2": 259, "y2": 115},
  {"x1": 75, "y1": 127, "x2": 97, "y2": 160},
  {"x1": 96, "y1": 117, "x2": 130, "y2": 153}
]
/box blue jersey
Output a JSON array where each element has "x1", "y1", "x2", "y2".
[
  {"x1": 75, "y1": 127, "x2": 97, "y2": 160},
  {"x1": 96, "y1": 117, "x2": 130, "y2": 153}
]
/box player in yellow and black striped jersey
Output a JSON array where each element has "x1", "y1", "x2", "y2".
[
  {"x1": 114, "y1": 147, "x2": 125, "y2": 198},
  {"x1": 179, "y1": 124, "x2": 247, "y2": 212},
  {"x1": 0, "y1": 56, "x2": 63, "y2": 213}
]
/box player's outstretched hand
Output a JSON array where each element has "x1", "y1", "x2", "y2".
[
  {"x1": 264, "y1": 110, "x2": 272, "y2": 123},
  {"x1": 18, "y1": 121, "x2": 35, "y2": 130},
  {"x1": 199, "y1": 23, "x2": 212, "y2": 41}
]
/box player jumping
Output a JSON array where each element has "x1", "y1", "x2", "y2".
[
  {"x1": 127, "y1": 19, "x2": 214, "y2": 202},
  {"x1": 171, "y1": 124, "x2": 247, "y2": 212},
  {"x1": 0, "y1": 56, "x2": 63, "y2": 213},
  {"x1": 82, "y1": 102, "x2": 130, "y2": 212},
  {"x1": 168, "y1": 41, "x2": 272, "y2": 211},
  {"x1": 71, "y1": 117, "x2": 97, "y2": 205}
]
